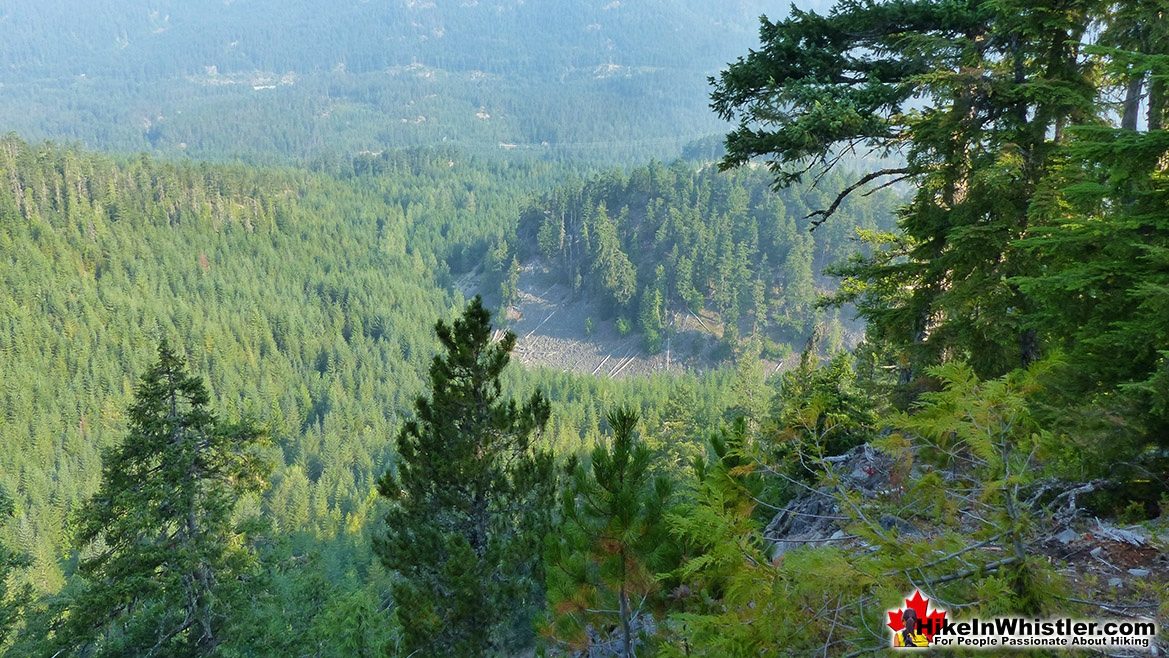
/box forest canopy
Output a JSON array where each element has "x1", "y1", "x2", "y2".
[{"x1": 0, "y1": 0, "x2": 1167, "y2": 655}]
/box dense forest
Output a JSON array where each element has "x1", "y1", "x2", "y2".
[
  {"x1": 1, "y1": 0, "x2": 1167, "y2": 655},
  {"x1": 0, "y1": 132, "x2": 887, "y2": 654},
  {"x1": 514, "y1": 162, "x2": 897, "y2": 354}
]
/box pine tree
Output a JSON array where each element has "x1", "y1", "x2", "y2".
[
  {"x1": 544, "y1": 408, "x2": 674, "y2": 657},
  {"x1": 54, "y1": 341, "x2": 269, "y2": 657},
  {"x1": 376, "y1": 296, "x2": 554, "y2": 656},
  {"x1": 726, "y1": 338, "x2": 768, "y2": 434}
]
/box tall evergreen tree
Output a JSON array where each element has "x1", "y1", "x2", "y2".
[
  {"x1": 1018, "y1": 89, "x2": 1169, "y2": 479},
  {"x1": 54, "y1": 342, "x2": 269, "y2": 657},
  {"x1": 543, "y1": 408, "x2": 674, "y2": 657},
  {"x1": 713, "y1": 0, "x2": 1103, "y2": 379},
  {"x1": 592, "y1": 203, "x2": 638, "y2": 310},
  {"x1": 376, "y1": 296, "x2": 554, "y2": 656}
]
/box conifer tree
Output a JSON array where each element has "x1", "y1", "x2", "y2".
[
  {"x1": 544, "y1": 407, "x2": 674, "y2": 657},
  {"x1": 1017, "y1": 94, "x2": 1169, "y2": 480},
  {"x1": 376, "y1": 296, "x2": 554, "y2": 656},
  {"x1": 0, "y1": 488, "x2": 29, "y2": 648},
  {"x1": 714, "y1": 0, "x2": 1103, "y2": 379},
  {"x1": 54, "y1": 342, "x2": 269, "y2": 657}
]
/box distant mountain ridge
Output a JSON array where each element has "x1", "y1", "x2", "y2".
[
  {"x1": 0, "y1": 1, "x2": 789, "y2": 163},
  {"x1": 2, "y1": 1, "x2": 776, "y2": 79}
]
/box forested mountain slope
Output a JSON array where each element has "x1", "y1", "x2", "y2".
[
  {"x1": 0, "y1": 0, "x2": 781, "y2": 163},
  {"x1": 513, "y1": 162, "x2": 898, "y2": 356},
  {"x1": 1, "y1": 0, "x2": 1167, "y2": 653},
  {"x1": 0, "y1": 138, "x2": 445, "y2": 592},
  {"x1": 0, "y1": 137, "x2": 826, "y2": 602}
]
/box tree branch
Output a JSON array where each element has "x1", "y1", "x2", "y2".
[
  {"x1": 806, "y1": 167, "x2": 910, "y2": 232},
  {"x1": 925, "y1": 556, "x2": 1019, "y2": 586}
]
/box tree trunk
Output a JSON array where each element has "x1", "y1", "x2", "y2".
[
  {"x1": 1122, "y1": 73, "x2": 1145, "y2": 132},
  {"x1": 618, "y1": 544, "x2": 634, "y2": 657},
  {"x1": 1149, "y1": 77, "x2": 1165, "y2": 132},
  {"x1": 469, "y1": 488, "x2": 488, "y2": 559},
  {"x1": 619, "y1": 582, "x2": 633, "y2": 658},
  {"x1": 1020, "y1": 327, "x2": 1040, "y2": 369}
]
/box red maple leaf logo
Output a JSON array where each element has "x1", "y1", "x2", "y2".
[{"x1": 887, "y1": 590, "x2": 947, "y2": 641}]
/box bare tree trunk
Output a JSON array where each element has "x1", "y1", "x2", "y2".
[
  {"x1": 1122, "y1": 72, "x2": 1145, "y2": 131},
  {"x1": 1149, "y1": 77, "x2": 1165, "y2": 132},
  {"x1": 618, "y1": 545, "x2": 634, "y2": 658},
  {"x1": 619, "y1": 582, "x2": 633, "y2": 658}
]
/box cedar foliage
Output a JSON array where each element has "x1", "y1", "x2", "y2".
[{"x1": 661, "y1": 361, "x2": 1073, "y2": 656}]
